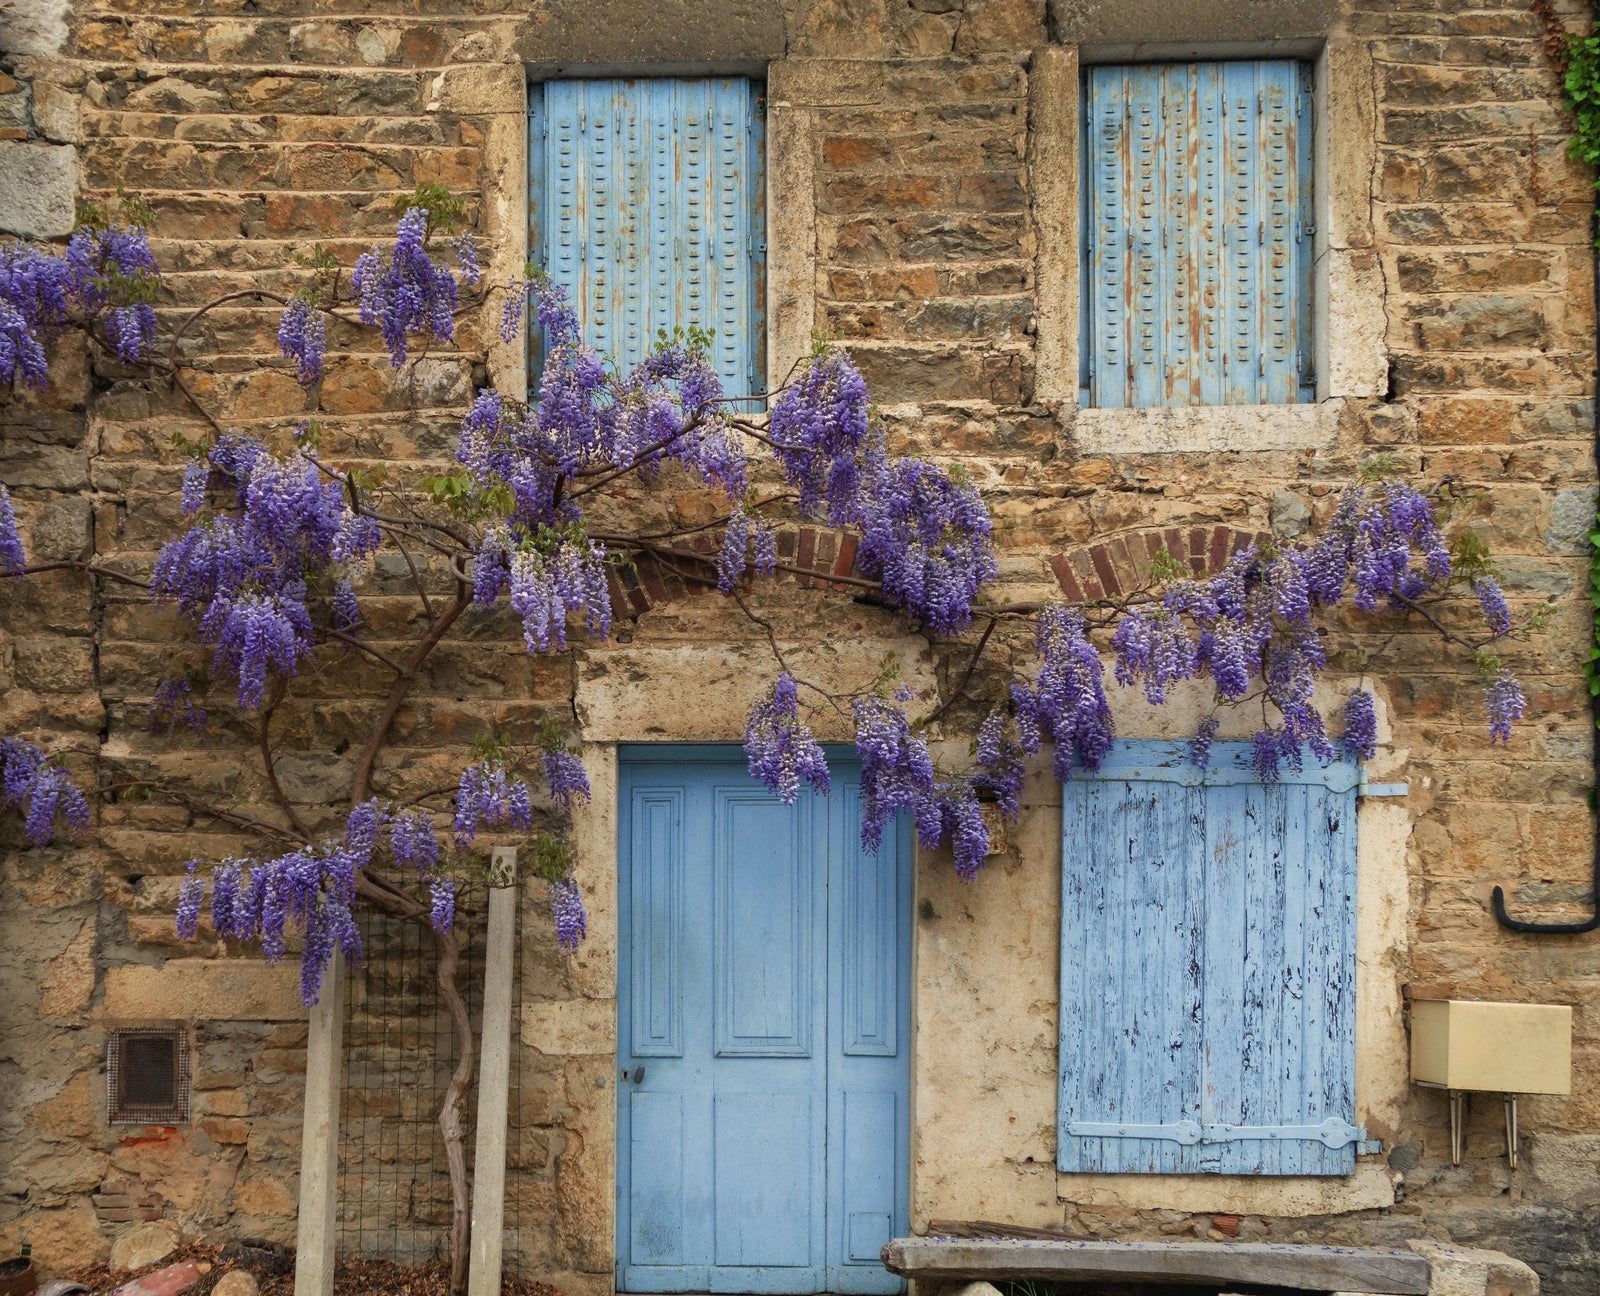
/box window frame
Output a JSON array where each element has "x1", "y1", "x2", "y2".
[{"x1": 1031, "y1": 39, "x2": 1385, "y2": 455}]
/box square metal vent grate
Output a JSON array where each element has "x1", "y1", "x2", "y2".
[{"x1": 107, "y1": 1028, "x2": 191, "y2": 1125}]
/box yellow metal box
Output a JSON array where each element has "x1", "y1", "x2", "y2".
[{"x1": 1410, "y1": 999, "x2": 1572, "y2": 1094}]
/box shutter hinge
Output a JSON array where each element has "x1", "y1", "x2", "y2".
[
  {"x1": 1358, "y1": 780, "x2": 1409, "y2": 799},
  {"x1": 1068, "y1": 1117, "x2": 1370, "y2": 1151}
]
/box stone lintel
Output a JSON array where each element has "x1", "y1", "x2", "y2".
[{"x1": 1050, "y1": 0, "x2": 1339, "y2": 51}]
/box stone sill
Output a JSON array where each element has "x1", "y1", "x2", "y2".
[{"x1": 1069, "y1": 400, "x2": 1343, "y2": 455}]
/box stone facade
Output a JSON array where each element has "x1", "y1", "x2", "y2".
[{"x1": 2, "y1": 0, "x2": 1599, "y2": 1293}]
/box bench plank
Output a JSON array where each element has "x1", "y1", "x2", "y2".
[{"x1": 880, "y1": 1237, "x2": 1431, "y2": 1295}]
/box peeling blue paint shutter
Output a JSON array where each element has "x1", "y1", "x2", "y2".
[
  {"x1": 1058, "y1": 741, "x2": 1359, "y2": 1176},
  {"x1": 529, "y1": 78, "x2": 765, "y2": 397},
  {"x1": 1082, "y1": 61, "x2": 1314, "y2": 408}
]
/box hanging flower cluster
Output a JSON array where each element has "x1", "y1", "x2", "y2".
[
  {"x1": 178, "y1": 806, "x2": 374, "y2": 1004},
  {"x1": 351, "y1": 206, "x2": 466, "y2": 368},
  {"x1": 0, "y1": 485, "x2": 25, "y2": 575},
  {"x1": 151, "y1": 433, "x2": 381, "y2": 709},
  {"x1": 0, "y1": 738, "x2": 90, "y2": 847},
  {"x1": 1097, "y1": 480, "x2": 1516, "y2": 777},
  {"x1": 0, "y1": 220, "x2": 160, "y2": 386},
  {"x1": 744, "y1": 672, "x2": 832, "y2": 804}
]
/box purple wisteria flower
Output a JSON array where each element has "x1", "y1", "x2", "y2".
[
  {"x1": 277, "y1": 296, "x2": 327, "y2": 386},
  {"x1": 0, "y1": 485, "x2": 25, "y2": 575},
  {"x1": 352, "y1": 206, "x2": 461, "y2": 367},
  {"x1": 770, "y1": 349, "x2": 870, "y2": 522},
  {"x1": 855, "y1": 444, "x2": 997, "y2": 636},
  {"x1": 1189, "y1": 715, "x2": 1221, "y2": 769},
  {"x1": 389, "y1": 808, "x2": 442, "y2": 874},
  {"x1": 543, "y1": 748, "x2": 591, "y2": 811},
  {"x1": 180, "y1": 460, "x2": 209, "y2": 517},
  {"x1": 181, "y1": 799, "x2": 383, "y2": 1002},
  {"x1": 744, "y1": 672, "x2": 831, "y2": 805},
  {"x1": 176, "y1": 860, "x2": 205, "y2": 940},
  {"x1": 1487, "y1": 670, "x2": 1527, "y2": 745},
  {"x1": 499, "y1": 285, "x2": 526, "y2": 344},
  {"x1": 148, "y1": 676, "x2": 208, "y2": 734},
  {"x1": 1342, "y1": 689, "x2": 1378, "y2": 762},
  {"x1": 429, "y1": 876, "x2": 456, "y2": 934},
  {"x1": 151, "y1": 434, "x2": 381, "y2": 709},
  {"x1": 0, "y1": 737, "x2": 90, "y2": 847},
  {"x1": 1472, "y1": 575, "x2": 1512, "y2": 636},
  {"x1": 453, "y1": 235, "x2": 481, "y2": 288},
  {"x1": 853, "y1": 696, "x2": 934, "y2": 852},
  {"x1": 0, "y1": 221, "x2": 159, "y2": 387},
  {"x1": 1014, "y1": 605, "x2": 1115, "y2": 781},
  {"x1": 506, "y1": 534, "x2": 613, "y2": 652},
  {"x1": 453, "y1": 761, "x2": 534, "y2": 847},
  {"x1": 551, "y1": 876, "x2": 587, "y2": 953}
]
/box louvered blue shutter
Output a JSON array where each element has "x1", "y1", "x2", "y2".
[
  {"x1": 1058, "y1": 741, "x2": 1361, "y2": 1176},
  {"x1": 529, "y1": 78, "x2": 766, "y2": 397},
  {"x1": 1082, "y1": 62, "x2": 1314, "y2": 408}
]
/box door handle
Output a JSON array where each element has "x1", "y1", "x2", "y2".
[{"x1": 620, "y1": 1065, "x2": 646, "y2": 1084}]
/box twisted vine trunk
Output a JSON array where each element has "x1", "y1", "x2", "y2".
[
  {"x1": 435, "y1": 927, "x2": 476, "y2": 1296},
  {"x1": 345, "y1": 585, "x2": 480, "y2": 1294}
]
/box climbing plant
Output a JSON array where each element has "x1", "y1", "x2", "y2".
[{"x1": 0, "y1": 188, "x2": 1524, "y2": 1292}]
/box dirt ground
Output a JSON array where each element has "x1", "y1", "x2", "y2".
[{"x1": 64, "y1": 1242, "x2": 566, "y2": 1296}]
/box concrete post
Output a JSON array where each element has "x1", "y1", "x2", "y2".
[
  {"x1": 468, "y1": 858, "x2": 518, "y2": 1296},
  {"x1": 294, "y1": 949, "x2": 345, "y2": 1296}
]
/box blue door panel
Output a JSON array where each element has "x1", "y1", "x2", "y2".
[
  {"x1": 628, "y1": 1090, "x2": 687, "y2": 1264},
  {"x1": 629, "y1": 789, "x2": 685, "y2": 1058},
  {"x1": 713, "y1": 1092, "x2": 816, "y2": 1267},
  {"x1": 619, "y1": 751, "x2": 909, "y2": 1294},
  {"x1": 716, "y1": 791, "x2": 813, "y2": 1056}
]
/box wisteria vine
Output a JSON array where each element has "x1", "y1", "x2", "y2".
[{"x1": 0, "y1": 191, "x2": 1528, "y2": 997}]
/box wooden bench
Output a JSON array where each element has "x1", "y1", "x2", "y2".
[{"x1": 880, "y1": 1236, "x2": 1432, "y2": 1295}]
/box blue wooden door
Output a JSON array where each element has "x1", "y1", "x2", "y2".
[
  {"x1": 1057, "y1": 740, "x2": 1363, "y2": 1175},
  {"x1": 619, "y1": 749, "x2": 910, "y2": 1294}
]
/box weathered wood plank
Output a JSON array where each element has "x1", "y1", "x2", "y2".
[{"x1": 879, "y1": 1237, "x2": 1431, "y2": 1295}]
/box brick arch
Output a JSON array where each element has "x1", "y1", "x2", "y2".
[
  {"x1": 606, "y1": 524, "x2": 870, "y2": 621},
  {"x1": 1047, "y1": 525, "x2": 1271, "y2": 603}
]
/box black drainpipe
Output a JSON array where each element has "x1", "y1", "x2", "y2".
[{"x1": 1490, "y1": 26, "x2": 1600, "y2": 933}]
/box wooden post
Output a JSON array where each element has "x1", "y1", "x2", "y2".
[
  {"x1": 468, "y1": 851, "x2": 518, "y2": 1296},
  {"x1": 294, "y1": 950, "x2": 346, "y2": 1296}
]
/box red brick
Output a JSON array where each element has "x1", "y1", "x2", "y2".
[
  {"x1": 1089, "y1": 544, "x2": 1119, "y2": 597},
  {"x1": 1050, "y1": 553, "x2": 1083, "y2": 602}
]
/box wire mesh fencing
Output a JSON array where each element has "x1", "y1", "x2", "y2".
[{"x1": 337, "y1": 890, "x2": 538, "y2": 1273}]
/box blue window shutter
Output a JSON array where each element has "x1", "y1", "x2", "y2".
[
  {"x1": 1058, "y1": 741, "x2": 1360, "y2": 1176},
  {"x1": 1082, "y1": 61, "x2": 1314, "y2": 409},
  {"x1": 529, "y1": 78, "x2": 765, "y2": 398}
]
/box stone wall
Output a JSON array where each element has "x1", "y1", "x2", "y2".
[{"x1": 1, "y1": 0, "x2": 1598, "y2": 1292}]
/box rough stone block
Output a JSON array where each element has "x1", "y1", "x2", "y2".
[
  {"x1": 103, "y1": 961, "x2": 307, "y2": 1022},
  {"x1": 1406, "y1": 1242, "x2": 1538, "y2": 1296},
  {"x1": 110, "y1": 1219, "x2": 181, "y2": 1272},
  {"x1": 0, "y1": 139, "x2": 74, "y2": 237}
]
